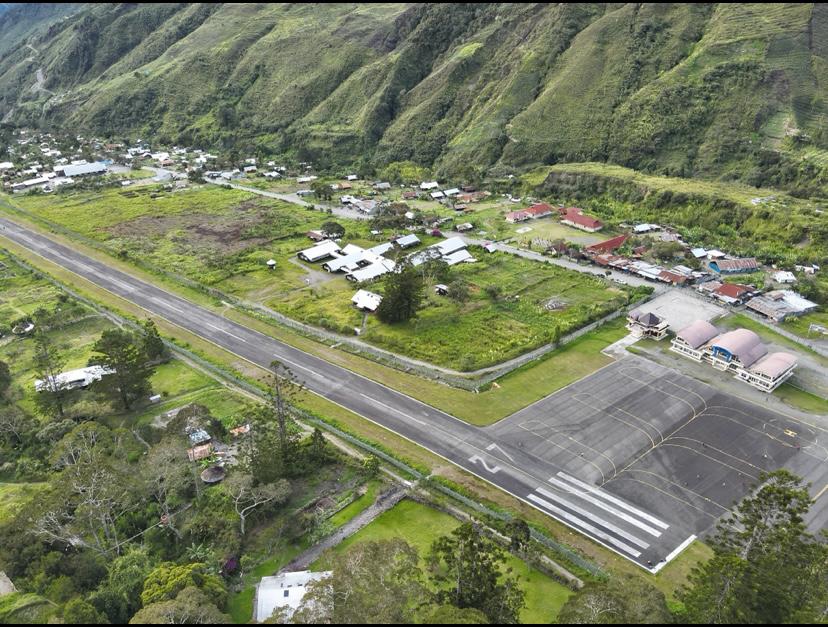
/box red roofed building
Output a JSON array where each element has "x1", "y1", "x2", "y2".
[
  {"x1": 586, "y1": 234, "x2": 628, "y2": 255},
  {"x1": 525, "y1": 202, "x2": 554, "y2": 218},
  {"x1": 658, "y1": 270, "x2": 688, "y2": 285},
  {"x1": 712, "y1": 283, "x2": 754, "y2": 304},
  {"x1": 505, "y1": 210, "x2": 530, "y2": 223},
  {"x1": 561, "y1": 208, "x2": 603, "y2": 232}
]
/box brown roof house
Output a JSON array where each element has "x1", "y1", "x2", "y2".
[{"x1": 626, "y1": 309, "x2": 669, "y2": 340}]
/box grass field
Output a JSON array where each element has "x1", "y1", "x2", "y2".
[
  {"x1": 312, "y1": 499, "x2": 574, "y2": 623},
  {"x1": 274, "y1": 250, "x2": 640, "y2": 371}
]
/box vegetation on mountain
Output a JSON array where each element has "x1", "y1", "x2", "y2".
[{"x1": 0, "y1": 4, "x2": 826, "y2": 194}]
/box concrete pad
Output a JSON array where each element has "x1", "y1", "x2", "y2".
[{"x1": 636, "y1": 291, "x2": 726, "y2": 332}]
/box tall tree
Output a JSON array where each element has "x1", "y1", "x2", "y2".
[
  {"x1": 90, "y1": 329, "x2": 155, "y2": 410},
  {"x1": 243, "y1": 362, "x2": 304, "y2": 481},
  {"x1": 32, "y1": 330, "x2": 69, "y2": 417},
  {"x1": 142, "y1": 439, "x2": 193, "y2": 537},
  {"x1": 0, "y1": 359, "x2": 11, "y2": 395},
  {"x1": 130, "y1": 586, "x2": 230, "y2": 624},
  {"x1": 141, "y1": 319, "x2": 169, "y2": 363},
  {"x1": 290, "y1": 539, "x2": 428, "y2": 624},
  {"x1": 140, "y1": 562, "x2": 226, "y2": 608},
  {"x1": 63, "y1": 597, "x2": 109, "y2": 624},
  {"x1": 557, "y1": 576, "x2": 671, "y2": 624},
  {"x1": 320, "y1": 221, "x2": 345, "y2": 238},
  {"x1": 428, "y1": 522, "x2": 525, "y2": 624},
  {"x1": 225, "y1": 474, "x2": 290, "y2": 536},
  {"x1": 680, "y1": 470, "x2": 828, "y2": 624},
  {"x1": 376, "y1": 260, "x2": 424, "y2": 323}
]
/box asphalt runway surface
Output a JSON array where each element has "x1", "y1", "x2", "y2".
[{"x1": 3, "y1": 216, "x2": 826, "y2": 571}]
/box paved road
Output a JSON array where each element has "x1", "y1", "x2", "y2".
[{"x1": 0, "y1": 216, "x2": 692, "y2": 571}]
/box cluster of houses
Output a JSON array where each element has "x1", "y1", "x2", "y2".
[
  {"x1": 670, "y1": 320, "x2": 798, "y2": 393},
  {"x1": 581, "y1": 229, "x2": 820, "y2": 322},
  {"x1": 0, "y1": 130, "x2": 118, "y2": 193},
  {"x1": 184, "y1": 416, "x2": 250, "y2": 483},
  {"x1": 505, "y1": 203, "x2": 604, "y2": 233},
  {"x1": 295, "y1": 232, "x2": 477, "y2": 317}
]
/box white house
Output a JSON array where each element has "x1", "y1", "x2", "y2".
[
  {"x1": 35, "y1": 366, "x2": 113, "y2": 393},
  {"x1": 298, "y1": 240, "x2": 341, "y2": 263},
  {"x1": 420, "y1": 181, "x2": 439, "y2": 190},
  {"x1": 255, "y1": 571, "x2": 331, "y2": 622},
  {"x1": 352, "y1": 290, "x2": 383, "y2": 312},
  {"x1": 773, "y1": 271, "x2": 796, "y2": 284}
]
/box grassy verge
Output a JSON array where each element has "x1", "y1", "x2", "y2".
[{"x1": 775, "y1": 383, "x2": 828, "y2": 415}]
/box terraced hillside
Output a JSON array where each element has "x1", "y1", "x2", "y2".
[{"x1": 0, "y1": 3, "x2": 827, "y2": 192}]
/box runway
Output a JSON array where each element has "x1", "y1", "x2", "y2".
[{"x1": 3, "y1": 216, "x2": 824, "y2": 571}]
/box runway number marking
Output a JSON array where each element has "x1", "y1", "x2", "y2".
[
  {"x1": 784, "y1": 429, "x2": 797, "y2": 438},
  {"x1": 486, "y1": 443, "x2": 515, "y2": 463},
  {"x1": 468, "y1": 455, "x2": 501, "y2": 475}
]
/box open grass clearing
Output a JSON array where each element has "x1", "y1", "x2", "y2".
[
  {"x1": 312, "y1": 498, "x2": 574, "y2": 624},
  {"x1": 10, "y1": 185, "x2": 640, "y2": 371}
]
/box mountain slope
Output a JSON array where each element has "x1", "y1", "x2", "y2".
[{"x1": 0, "y1": 3, "x2": 826, "y2": 193}]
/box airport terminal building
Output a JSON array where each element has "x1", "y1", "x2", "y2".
[{"x1": 671, "y1": 321, "x2": 797, "y2": 392}]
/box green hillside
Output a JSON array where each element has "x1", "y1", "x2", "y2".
[{"x1": 0, "y1": 3, "x2": 827, "y2": 193}]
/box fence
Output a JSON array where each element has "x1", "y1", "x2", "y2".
[{"x1": 1, "y1": 201, "x2": 654, "y2": 391}]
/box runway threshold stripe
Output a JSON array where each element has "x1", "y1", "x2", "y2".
[
  {"x1": 557, "y1": 472, "x2": 670, "y2": 530},
  {"x1": 536, "y1": 487, "x2": 650, "y2": 549},
  {"x1": 547, "y1": 477, "x2": 662, "y2": 538},
  {"x1": 527, "y1": 494, "x2": 642, "y2": 558}
]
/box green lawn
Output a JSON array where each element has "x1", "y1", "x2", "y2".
[
  {"x1": 775, "y1": 383, "x2": 828, "y2": 415},
  {"x1": 327, "y1": 479, "x2": 382, "y2": 528},
  {"x1": 0, "y1": 482, "x2": 46, "y2": 523},
  {"x1": 782, "y1": 310, "x2": 828, "y2": 340},
  {"x1": 313, "y1": 499, "x2": 573, "y2": 623}
]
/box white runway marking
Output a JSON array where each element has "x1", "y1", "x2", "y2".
[
  {"x1": 528, "y1": 493, "x2": 642, "y2": 558},
  {"x1": 536, "y1": 487, "x2": 650, "y2": 549},
  {"x1": 547, "y1": 477, "x2": 663, "y2": 537},
  {"x1": 204, "y1": 322, "x2": 247, "y2": 343},
  {"x1": 557, "y1": 472, "x2": 669, "y2": 530},
  {"x1": 360, "y1": 394, "x2": 425, "y2": 425}
]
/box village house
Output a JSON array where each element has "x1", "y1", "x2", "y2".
[
  {"x1": 560, "y1": 208, "x2": 603, "y2": 232},
  {"x1": 352, "y1": 289, "x2": 382, "y2": 312},
  {"x1": 586, "y1": 234, "x2": 628, "y2": 255},
  {"x1": 708, "y1": 257, "x2": 760, "y2": 274},
  {"x1": 745, "y1": 290, "x2": 819, "y2": 322},
  {"x1": 255, "y1": 571, "x2": 332, "y2": 622},
  {"x1": 298, "y1": 240, "x2": 341, "y2": 263},
  {"x1": 34, "y1": 365, "x2": 113, "y2": 393}
]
